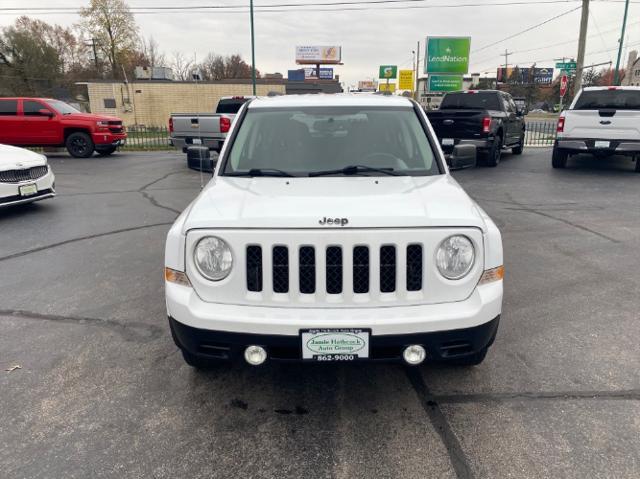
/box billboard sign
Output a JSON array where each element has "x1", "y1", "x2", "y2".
[
  {"x1": 287, "y1": 69, "x2": 305, "y2": 81},
  {"x1": 358, "y1": 80, "x2": 377, "y2": 91},
  {"x1": 295, "y1": 46, "x2": 342, "y2": 64},
  {"x1": 497, "y1": 67, "x2": 554, "y2": 84},
  {"x1": 425, "y1": 37, "x2": 471, "y2": 74},
  {"x1": 398, "y1": 70, "x2": 414, "y2": 90},
  {"x1": 428, "y1": 75, "x2": 464, "y2": 92},
  {"x1": 379, "y1": 65, "x2": 398, "y2": 79},
  {"x1": 378, "y1": 83, "x2": 397, "y2": 93},
  {"x1": 304, "y1": 67, "x2": 334, "y2": 79}
]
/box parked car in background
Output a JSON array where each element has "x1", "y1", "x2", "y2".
[
  {"x1": 165, "y1": 94, "x2": 504, "y2": 369},
  {"x1": 0, "y1": 144, "x2": 55, "y2": 207},
  {"x1": 169, "y1": 96, "x2": 254, "y2": 154},
  {"x1": 426, "y1": 90, "x2": 526, "y2": 167},
  {"x1": 553, "y1": 86, "x2": 640, "y2": 171},
  {"x1": 0, "y1": 98, "x2": 126, "y2": 158}
]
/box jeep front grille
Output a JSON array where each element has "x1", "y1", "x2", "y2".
[{"x1": 245, "y1": 244, "x2": 423, "y2": 296}]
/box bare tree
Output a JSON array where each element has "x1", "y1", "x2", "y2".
[
  {"x1": 140, "y1": 36, "x2": 165, "y2": 68},
  {"x1": 170, "y1": 51, "x2": 193, "y2": 81},
  {"x1": 200, "y1": 52, "x2": 225, "y2": 80},
  {"x1": 79, "y1": 0, "x2": 139, "y2": 79}
]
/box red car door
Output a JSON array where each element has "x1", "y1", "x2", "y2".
[
  {"x1": 0, "y1": 99, "x2": 21, "y2": 144},
  {"x1": 20, "y1": 99, "x2": 60, "y2": 145}
]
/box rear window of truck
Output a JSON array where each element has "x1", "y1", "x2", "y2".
[
  {"x1": 573, "y1": 90, "x2": 640, "y2": 110},
  {"x1": 440, "y1": 93, "x2": 501, "y2": 110},
  {"x1": 0, "y1": 99, "x2": 18, "y2": 115},
  {"x1": 216, "y1": 99, "x2": 248, "y2": 114}
]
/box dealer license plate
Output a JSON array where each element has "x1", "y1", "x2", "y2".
[
  {"x1": 191, "y1": 138, "x2": 202, "y2": 145},
  {"x1": 301, "y1": 329, "x2": 370, "y2": 361},
  {"x1": 594, "y1": 140, "x2": 610, "y2": 148},
  {"x1": 442, "y1": 138, "x2": 455, "y2": 146},
  {"x1": 19, "y1": 183, "x2": 38, "y2": 197}
]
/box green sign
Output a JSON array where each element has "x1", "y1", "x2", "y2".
[
  {"x1": 428, "y1": 75, "x2": 464, "y2": 92},
  {"x1": 555, "y1": 61, "x2": 577, "y2": 70},
  {"x1": 379, "y1": 65, "x2": 398, "y2": 79},
  {"x1": 425, "y1": 37, "x2": 471, "y2": 74}
]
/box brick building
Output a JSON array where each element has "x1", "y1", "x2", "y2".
[{"x1": 78, "y1": 79, "x2": 286, "y2": 127}]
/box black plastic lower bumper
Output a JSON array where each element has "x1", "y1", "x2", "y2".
[{"x1": 168, "y1": 316, "x2": 500, "y2": 363}]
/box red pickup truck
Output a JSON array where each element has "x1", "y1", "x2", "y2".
[{"x1": 0, "y1": 98, "x2": 127, "y2": 158}]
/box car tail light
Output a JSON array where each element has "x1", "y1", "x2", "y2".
[
  {"x1": 220, "y1": 117, "x2": 231, "y2": 133},
  {"x1": 608, "y1": 86, "x2": 619, "y2": 90},
  {"x1": 169, "y1": 117, "x2": 174, "y2": 133},
  {"x1": 482, "y1": 116, "x2": 491, "y2": 133},
  {"x1": 557, "y1": 116, "x2": 565, "y2": 133}
]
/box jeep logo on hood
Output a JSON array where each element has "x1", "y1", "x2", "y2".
[{"x1": 319, "y1": 217, "x2": 349, "y2": 226}]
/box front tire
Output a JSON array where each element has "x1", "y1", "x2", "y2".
[
  {"x1": 512, "y1": 133, "x2": 525, "y2": 155},
  {"x1": 485, "y1": 136, "x2": 502, "y2": 167},
  {"x1": 66, "y1": 132, "x2": 94, "y2": 158},
  {"x1": 552, "y1": 146, "x2": 569, "y2": 168},
  {"x1": 96, "y1": 145, "x2": 117, "y2": 157}
]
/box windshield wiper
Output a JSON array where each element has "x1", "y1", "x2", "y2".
[
  {"x1": 225, "y1": 168, "x2": 295, "y2": 177},
  {"x1": 308, "y1": 165, "x2": 402, "y2": 177}
]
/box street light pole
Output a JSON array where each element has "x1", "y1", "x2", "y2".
[
  {"x1": 614, "y1": 0, "x2": 630, "y2": 85},
  {"x1": 250, "y1": 0, "x2": 257, "y2": 96}
]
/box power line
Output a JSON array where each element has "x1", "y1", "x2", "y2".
[
  {"x1": 1, "y1": 0, "x2": 636, "y2": 14},
  {"x1": 472, "y1": 6, "x2": 582, "y2": 53}
]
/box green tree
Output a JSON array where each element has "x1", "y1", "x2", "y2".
[
  {"x1": 0, "y1": 17, "x2": 62, "y2": 95},
  {"x1": 79, "y1": 0, "x2": 139, "y2": 79}
]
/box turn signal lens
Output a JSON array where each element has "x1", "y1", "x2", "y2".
[
  {"x1": 478, "y1": 266, "x2": 504, "y2": 285},
  {"x1": 164, "y1": 267, "x2": 191, "y2": 287}
]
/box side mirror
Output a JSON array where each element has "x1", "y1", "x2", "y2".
[
  {"x1": 448, "y1": 144, "x2": 477, "y2": 170},
  {"x1": 516, "y1": 107, "x2": 525, "y2": 117},
  {"x1": 186, "y1": 145, "x2": 217, "y2": 173},
  {"x1": 39, "y1": 109, "x2": 54, "y2": 117}
]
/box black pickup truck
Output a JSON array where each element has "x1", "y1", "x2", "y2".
[{"x1": 427, "y1": 90, "x2": 526, "y2": 167}]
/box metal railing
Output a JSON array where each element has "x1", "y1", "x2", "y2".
[
  {"x1": 525, "y1": 120, "x2": 557, "y2": 146},
  {"x1": 122, "y1": 126, "x2": 173, "y2": 151}
]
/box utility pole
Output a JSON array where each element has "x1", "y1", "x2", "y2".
[
  {"x1": 501, "y1": 49, "x2": 513, "y2": 82},
  {"x1": 86, "y1": 38, "x2": 100, "y2": 75},
  {"x1": 412, "y1": 49, "x2": 416, "y2": 99},
  {"x1": 415, "y1": 40, "x2": 420, "y2": 100},
  {"x1": 249, "y1": 0, "x2": 257, "y2": 96},
  {"x1": 574, "y1": 0, "x2": 589, "y2": 92},
  {"x1": 614, "y1": 0, "x2": 631, "y2": 85}
]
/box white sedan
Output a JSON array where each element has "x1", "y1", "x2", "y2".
[{"x1": 0, "y1": 144, "x2": 56, "y2": 208}]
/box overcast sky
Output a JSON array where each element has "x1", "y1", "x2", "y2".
[{"x1": 1, "y1": 0, "x2": 639, "y2": 86}]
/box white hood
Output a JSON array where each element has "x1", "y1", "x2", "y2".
[
  {"x1": 183, "y1": 175, "x2": 488, "y2": 231},
  {"x1": 0, "y1": 144, "x2": 47, "y2": 172}
]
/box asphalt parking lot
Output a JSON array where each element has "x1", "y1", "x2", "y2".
[{"x1": 1, "y1": 148, "x2": 639, "y2": 479}]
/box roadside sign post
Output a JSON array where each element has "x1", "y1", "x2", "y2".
[
  {"x1": 559, "y1": 74, "x2": 568, "y2": 111},
  {"x1": 378, "y1": 65, "x2": 398, "y2": 93}
]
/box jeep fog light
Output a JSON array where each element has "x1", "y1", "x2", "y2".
[
  {"x1": 403, "y1": 345, "x2": 427, "y2": 365},
  {"x1": 164, "y1": 267, "x2": 191, "y2": 287},
  {"x1": 194, "y1": 236, "x2": 233, "y2": 281},
  {"x1": 436, "y1": 235, "x2": 475, "y2": 280},
  {"x1": 244, "y1": 345, "x2": 267, "y2": 366},
  {"x1": 479, "y1": 265, "x2": 504, "y2": 285}
]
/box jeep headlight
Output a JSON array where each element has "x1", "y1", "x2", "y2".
[
  {"x1": 194, "y1": 236, "x2": 233, "y2": 281},
  {"x1": 436, "y1": 235, "x2": 475, "y2": 280}
]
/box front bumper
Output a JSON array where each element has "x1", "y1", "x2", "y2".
[
  {"x1": 0, "y1": 169, "x2": 56, "y2": 208},
  {"x1": 92, "y1": 132, "x2": 127, "y2": 147},
  {"x1": 169, "y1": 314, "x2": 500, "y2": 362},
  {"x1": 166, "y1": 279, "x2": 502, "y2": 360},
  {"x1": 555, "y1": 138, "x2": 640, "y2": 155}
]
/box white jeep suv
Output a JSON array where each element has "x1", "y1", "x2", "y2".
[
  {"x1": 553, "y1": 86, "x2": 640, "y2": 171},
  {"x1": 165, "y1": 95, "x2": 503, "y2": 368}
]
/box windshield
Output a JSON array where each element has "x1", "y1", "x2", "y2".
[
  {"x1": 222, "y1": 106, "x2": 441, "y2": 177},
  {"x1": 573, "y1": 90, "x2": 640, "y2": 110},
  {"x1": 440, "y1": 92, "x2": 501, "y2": 110},
  {"x1": 47, "y1": 100, "x2": 81, "y2": 115}
]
